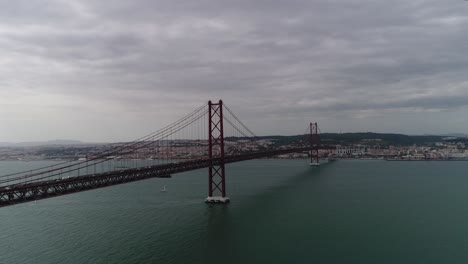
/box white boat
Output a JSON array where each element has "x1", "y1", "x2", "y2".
[{"x1": 160, "y1": 185, "x2": 167, "y2": 192}]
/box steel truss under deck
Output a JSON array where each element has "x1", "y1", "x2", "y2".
[{"x1": 0, "y1": 147, "x2": 315, "y2": 208}]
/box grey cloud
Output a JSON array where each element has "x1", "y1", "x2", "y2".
[{"x1": 0, "y1": 0, "x2": 468, "y2": 141}]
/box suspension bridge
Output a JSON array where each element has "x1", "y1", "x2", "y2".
[{"x1": 0, "y1": 100, "x2": 326, "y2": 207}]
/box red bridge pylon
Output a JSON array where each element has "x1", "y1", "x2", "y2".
[
  {"x1": 310, "y1": 122, "x2": 320, "y2": 166},
  {"x1": 206, "y1": 100, "x2": 230, "y2": 204}
]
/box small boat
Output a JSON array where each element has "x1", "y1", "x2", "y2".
[{"x1": 160, "y1": 185, "x2": 167, "y2": 192}]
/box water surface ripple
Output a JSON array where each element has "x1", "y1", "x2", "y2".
[{"x1": 1, "y1": 160, "x2": 468, "y2": 264}]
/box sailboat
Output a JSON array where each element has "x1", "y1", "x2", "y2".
[{"x1": 160, "y1": 185, "x2": 167, "y2": 192}]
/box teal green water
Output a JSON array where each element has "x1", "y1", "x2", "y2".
[{"x1": 1, "y1": 160, "x2": 468, "y2": 264}]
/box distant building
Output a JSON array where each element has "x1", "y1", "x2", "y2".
[{"x1": 335, "y1": 146, "x2": 366, "y2": 156}]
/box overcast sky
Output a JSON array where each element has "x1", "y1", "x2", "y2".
[{"x1": 1, "y1": 0, "x2": 467, "y2": 142}]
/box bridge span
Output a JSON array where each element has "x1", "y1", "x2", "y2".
[{"x1": 0, "y1": 100, "x2": 323, "y2": 208}]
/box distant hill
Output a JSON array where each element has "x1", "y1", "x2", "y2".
[
  {"x1": 438, "y1": 133, "x2": 468, "y2": 138},
  {"x1": 320, "y1": 133, "x2": 445, "y2": 146},
  {"x1": 245, "y1": 132, "x2": 449, "y2": 146},
  {"x1": 0, "y1": 140, "x2": 83, "y2": 147}
]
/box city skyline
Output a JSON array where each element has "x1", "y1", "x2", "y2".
[{"x1": 1, "y1": 0, "x2": 468, "y2": 142}]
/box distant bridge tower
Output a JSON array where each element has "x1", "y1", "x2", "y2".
[
  {"x1": 310, "y1": 122, "x2": 320, "y2": 166},
  {"x1": 206, "y1": 100, "x2": 230, "y2": 204}
]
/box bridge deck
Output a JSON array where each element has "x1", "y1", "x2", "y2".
[{"x1": 0, "y1": 148, "x2": 309, "y2": 208}]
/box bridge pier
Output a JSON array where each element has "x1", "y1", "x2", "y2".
[
  {"x1": 205, "y1": 196, "x2": 230, "y2": 204},
  {"x1": 206, "y1": 100, "x2": 230, "y2": 204}
]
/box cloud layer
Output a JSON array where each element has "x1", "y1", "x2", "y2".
[{"x1": 1, "y1": 0, "x2": 468, "y2": 141}]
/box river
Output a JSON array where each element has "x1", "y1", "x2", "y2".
[{"x1": 1, "y1": 159, "x2": 468, "y2": 264}]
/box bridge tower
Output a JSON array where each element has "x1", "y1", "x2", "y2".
[
  {"x1": 206, "y1": 100, "x2": 230, "y2": 204},
  {"x1": 310, "y1": 122, "x2": 320, "y2": 166}
]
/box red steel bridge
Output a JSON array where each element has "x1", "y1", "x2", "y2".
[{"x1": 0, "y1": 100, "x2": 325, "y2": 207}]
